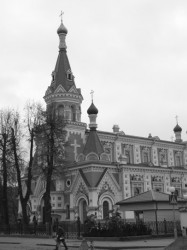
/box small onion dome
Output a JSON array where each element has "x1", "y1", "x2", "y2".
[
  {"x1": 87, "y1": 102, "x2": 98, "y2": 115},
  {"x1": 173, "y1": 124, "x2": 182, "y2": 133},
  {"x1": 57, "y1": 22, "x2": 68, "y2": 34}
]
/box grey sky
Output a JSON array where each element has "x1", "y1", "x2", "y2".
[{"x1": 0, "y1": 0, "x2": 187, "y2": 141}]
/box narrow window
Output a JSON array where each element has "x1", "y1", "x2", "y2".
[
  {"x1": 103, "y1": 201, "x2": 109, "y2": 219},
  {"x1": 125, "y1": 151, "x2": 130, "y2": 164},
  {"x1": 66, "y1": 204, "x2": 70, "y2": 219},
  {"x1": 176, "y1": 156, "x2": 181, "y2": 166},
  {"x1": 143, "y1": 152, "x2": 148, "y2": 163},
  {"x1": 67, "y1": 69, "x2": 73, "y2": 81}
]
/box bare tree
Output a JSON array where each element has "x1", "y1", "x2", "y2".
[
  {"x1": 11, "y1": 102, "x2": 43, "y2": 227},
  {"x1": 35, "y1": 105, "x2": 67, "y2": 229},
  {"x1": 0, "y1": 109, "x2": 15, "y2": 225}
]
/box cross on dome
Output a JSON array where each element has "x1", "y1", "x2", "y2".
[
  {"x1": 175, "y1": 115, "x2": 178, "y2": 124},
  {"x1": 90, "y1": 90, "x2": 94, "y2": 102},
  {"x1": 59, "y1": 11, "x2": 64, "y2": 23}
]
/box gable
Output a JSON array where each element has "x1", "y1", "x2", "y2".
[
  {"x1": 112, "y1": 173, "x2": 120, "y2": 185},
  {"x1": 68, "y1": 85, "x2": 78, "y2": 94},
  {"x1": 54, "y1": 84, "x2": 66, "y2": 93},
  {"x1": 83, "y1": 171, "x2": 104, "y2": 187}
]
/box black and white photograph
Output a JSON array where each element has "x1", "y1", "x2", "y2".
[{"x1": 0, "y1": 0, "x2": 187, "y2": 249}]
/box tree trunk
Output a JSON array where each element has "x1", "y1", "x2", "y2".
[
  {"x1": 43, "y1": 130, "x2": 54, "y2": 235},
  {"x1": 11, "y1": 128, "x2": 29, "y2": 226},
  {"x1": 21, "y1": 199, "x2": 29, "y2": 232},
  {"x1": 2, "y1": 134, "x2": 9, "y2": 225},
  {"x1": 44, "y1": 161, "x2": 52, "y2": 224}
]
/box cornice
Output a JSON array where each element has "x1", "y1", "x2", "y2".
[
  {"x1": 121, "y1": 165, "x2": 187, "y2": 175},
  {"x1": 98, "y1": 133, "x2": 185, "y2": 150},
  {"x1": 66, "y1": 121, "x2": 87, "y2": 129},
  {"x1": 44, "y1": 92, "x2": 83, "y2": 103},
  {"x1": 65, "y1": 162, "x2": 118, "y2": 173}
]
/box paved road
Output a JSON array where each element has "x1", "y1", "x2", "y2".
[{"x1": 0, "y1": 236, "x2": 175, "y2": 250}]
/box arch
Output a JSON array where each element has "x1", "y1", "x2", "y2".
[
  {"x1": 98, "y1": 193, "x2": 115, "y2": 219},
  {"x1": 86, "y1": 152, "x2": 99, "y2": 161},
  {"x1": 100, "y1": 153, "x2": 110, "y2": 162},
  {"x1": 77, "y1": 153, "x2": 85, "y2": 162},
  {"x1": 76, "y1": 198, "x2": 88, "y2": 223},
  {"x1": 75, "y1": 194, "x2": 89, "y2": 207}
]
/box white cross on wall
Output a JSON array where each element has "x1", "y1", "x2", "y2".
[{"x1": 71, "y1": 139, "x2": 80, "y2": 160}]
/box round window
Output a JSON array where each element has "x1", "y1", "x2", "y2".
[{"x1": 66, "y1": 179, "x2": 71, "y2": 187}]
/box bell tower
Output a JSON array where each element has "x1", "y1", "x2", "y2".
[{"x1": 44, "y1": 18, "x2": 83, "y2": 124}]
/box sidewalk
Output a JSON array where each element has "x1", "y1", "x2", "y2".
[
  {"x1": 67, "y1": 238, "x2": 174, "y2": 249},
  {"x1": 65, "y1": 238, "x2": 174, "y2": 249},
  {"x1": 0, "y1": 235, "x2": 175, "y2": 250},
  {"x1": 165, "y1": 237, "x2": 187, "y2": 250}
]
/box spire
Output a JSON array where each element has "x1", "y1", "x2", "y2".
[
  {"x1": 43, "y1": 16, "x2": 83, "y2": 124},
  {"x1": 44, "y1": 16, "x2": 76, "y2": 92}
]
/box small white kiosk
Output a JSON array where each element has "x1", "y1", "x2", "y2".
[{"x1": 179, "y1": 194, "x2": 187, "y2": 236}]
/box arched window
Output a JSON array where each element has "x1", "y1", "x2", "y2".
[
  {"x1": 82, "y1": 200, "x2": 87, "y2": 222},
  {"x1": 71, "y1": 105, "x2": 76, "y2": 122},
  {"x1": 66, "y1": 204, "x2": 70, "y2": 219},
  {"x1": 79, "y1": 199, "x2": 87, "y2": 223},
  {"x1": 103, "y1": 201, "x2": 109, "y2": 219},
  {"x1": 58, "y1": 105, "x2": 64, "y2": 118}
]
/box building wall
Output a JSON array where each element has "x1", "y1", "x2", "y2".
[{"x1": 144, "y1": 209, "x2": 180, "y2": 222}]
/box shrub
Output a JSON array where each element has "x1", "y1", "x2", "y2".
[{"x1": 83, "y1": 213, "x2": 152, "y2": 237}]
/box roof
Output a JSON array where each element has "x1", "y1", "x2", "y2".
[
  {"x1": 116, "y1": 190, "x2": 185, "y2": 205},
  {"x1": 57, "y1": 22, "x2": 68, "y2": 34},
  {"x1": 83, "y1": 130, "x2": 104, "y2": 156},
  {"x1": 173, "y1": 123, "x2": 182, "y2": 132},
  {"x1": 87, "y1": 102, "x2": 98, "y2": 115},
  {"x1": 79, "y1": 168, "x2": 107, "y2": 188},
  {"x1": 52, "y1": 49, "x2": 75, "y2": 92}
]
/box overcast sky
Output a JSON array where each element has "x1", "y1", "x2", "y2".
[{"x1": 1, "y1": 0, "x2": 187, "y2": 141}]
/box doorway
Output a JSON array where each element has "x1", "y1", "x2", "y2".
[{"x1": 79, "y1": 199, "x2": 87, "y2": 223}]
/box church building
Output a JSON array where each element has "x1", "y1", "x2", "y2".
[{"x1": 23, "y1": 20, "x2": 187, "y2": 224}]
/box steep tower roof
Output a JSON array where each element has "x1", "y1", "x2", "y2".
[
  {"x1": 83, "y1": 130, "x2": 104, "y2": 156},
  {"x1": 44, "y1": 20, "x2": 78, "y2": 96},
  {"x1": 43, "y1": 19, "x2": 84, "y2": 125},
  {"x1": 52, "y1": 49, "x2": 75, "y2": 92}
]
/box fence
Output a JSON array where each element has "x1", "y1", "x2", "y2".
[
  {"x1": 0, "y1": 220, "x2": 181, "y2": 238},
  {"x1": 0, "y1": 220, "x2": 82, "y2": 238},
  {"x1": 145, "y1": 220, "x2": 181, "y2": 235}
]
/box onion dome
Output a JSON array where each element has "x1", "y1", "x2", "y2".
[
  {"x1": 87, "y1": 102, "x2": 98, "y2": 115},
  {"x1": 57, "y1": 22, "x2": 68, "y2": 35},
  {"x1": 173, "y1": 124, "x2": 182, "y2": 133}
]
